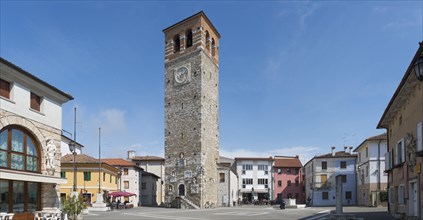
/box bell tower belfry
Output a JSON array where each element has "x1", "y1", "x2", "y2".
[{"x1": 163, "y1": 11, "x2": 220, "y2": 209}]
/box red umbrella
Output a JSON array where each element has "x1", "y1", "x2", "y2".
[{"x1": 109, "y1": 191, "x2": 136, "y2": 197}]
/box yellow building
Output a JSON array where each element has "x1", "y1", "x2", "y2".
[{"x1": 60, "y1": 154, "x2": 120, "y2": 204}]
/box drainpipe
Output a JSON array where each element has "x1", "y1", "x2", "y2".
[{"x1": 377, "y1": 140, "x2": 382, "y2": 192}]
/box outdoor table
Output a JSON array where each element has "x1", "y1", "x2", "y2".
[
  {"x1": 0, "y1": 213, "x2": 14, "y2": 220},
  {"x1": 34, "y1": 210, "x2": 61, "y2": 220}
]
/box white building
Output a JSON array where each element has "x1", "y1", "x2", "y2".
[
  {"x1": 235, "y1": 157, "x2": 273, "y2": 204},
  {"x1": 304, "y1": 147, "x2": 357, "y2": 206},
  {"x1": 60, "y1": 134, "x2": 83, "y2": 155},
  {"x1": 128, "y1": 151, "x2": 165, "y2": 206},
  {"x1": 0, "y1": 57, "x2": 73, "y2": 218},
  {"x1": 101, "y1": 158, "x2": 143, "y2": 207},
  {"x1": 353, "y1": 133, "x2": 388, "y2": 206}
]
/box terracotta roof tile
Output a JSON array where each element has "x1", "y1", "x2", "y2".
[
  {"x1": 61, "y1": 154, "x2": 99, "y2": 163},
  {"x1": 131, "y1": 156, "x2": 165, "y2": 161},
  {"x1": 274, "y1": 156, "x2": 302, "y2": 167},
  {"x1": 101, "y1": 158, "x2": 136, "y2": 167}
]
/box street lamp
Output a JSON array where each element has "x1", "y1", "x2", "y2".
[{"x1": 414, "y1": 55, "x2": 423, "y2": 81}]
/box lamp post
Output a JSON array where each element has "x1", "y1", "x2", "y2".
[
  {"x1": 413, "y1": 55, "x2": 423, "y2": 81},
  {"x1": 69, "y1": 141, "x2": 77, "y2": 192}
]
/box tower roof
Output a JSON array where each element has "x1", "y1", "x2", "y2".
[{"x1": 163, "y1": 11, "x2": 220, "y2": 38}]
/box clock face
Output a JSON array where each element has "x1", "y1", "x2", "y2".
[{"x1": 175, "y1": 67, "x2": 189, "y2": 84}]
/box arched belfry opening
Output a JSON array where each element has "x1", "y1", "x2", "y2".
[
  {"x1": 205, "y1": 31, "x2": 210, "y2": 51},
  {"x1": 211, "y1": 38, "x2": 216, "y2": 56},
  {"x1": 173, "y1": 35, "x2": 180, "y2": 53},
  {"x1": 186, "y1": 29, "x2": 193, "y2": 48}
]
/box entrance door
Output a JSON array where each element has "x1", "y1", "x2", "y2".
[
  {"x1": 409, "y1": 182, "x2": 417, "y2": 217},
  {"x1": 179, "y1": 184, "x2": 185, "y2": 196}
]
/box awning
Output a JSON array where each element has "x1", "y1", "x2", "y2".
[
  {"x1": 109, "y1": 191, "x2": 136, "y2": 197},
  {"x1": 0, "y1": 169, "x2": 67, "y2": 184}
]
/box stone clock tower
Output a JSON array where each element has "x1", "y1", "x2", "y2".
[{"x1": 163, "y1": 11, "x2": 220, "y2": 209}]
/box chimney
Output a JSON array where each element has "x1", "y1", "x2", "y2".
[
  {"x1": 349, "y1": 146, "x2": 353, "y2": 154},
  {"x1": 331, "y1": 146, "x2": 336, "y2": 156},
  {"x1": 127, "y1": 150, "x2": 135, "y2": 159},
  {"x1": 295, "y1": 155, "x2": 299, "y2": 158},
  {"x1": 344, "y1": 146, "x2": 348, "y2": 153}
]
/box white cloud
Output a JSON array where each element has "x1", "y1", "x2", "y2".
[{"x1": 220, "y1": 146, "x2": 320, "y2": 165}]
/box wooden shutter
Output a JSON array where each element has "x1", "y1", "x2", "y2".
[
  {"x1": 30, "y1": 92, "x2": 41, "y2": 111},
  {"x1": 0, "y1": 79, "x2": 10, "y2": 99}
]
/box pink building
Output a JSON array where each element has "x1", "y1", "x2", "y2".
[{"x1": 273, "y1": 156, "x2": 304, "y2": 204}]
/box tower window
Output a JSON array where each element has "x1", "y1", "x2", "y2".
[
  {"x1": 186, "y1": 29, "x2": 193, "y2": 48},
  {"x1": 173, "y1": 35, "x2": 180, "y2": 53},
  {"x1": 211, "y1": 38, "x2": 216, "y2": 56},
  {"x1": 205, "y1": 31, "x2": 210, "y2": 51}
]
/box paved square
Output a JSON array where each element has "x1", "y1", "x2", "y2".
[{"x1": 83, "y1": 206, "x2": 393, "y2": 220}]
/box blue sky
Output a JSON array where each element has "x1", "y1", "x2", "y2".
[{"x1": 1, "y1": 1, "x2": 422, "y2": 164}]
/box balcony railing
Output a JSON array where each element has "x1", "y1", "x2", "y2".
[{"x1": 310, "y1": 182, "x2": 331, "y2": 189}]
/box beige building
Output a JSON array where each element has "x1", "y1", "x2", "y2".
[
  {"x1": 163, "y1": 11, "x2": 221, "y2": 209},
  {"x1": 377, "y1": 43, "x2": 423, "y2": 218},
  {"x1": 0, "y1": 57, "x2": 73, "y2": 220},
  {"x1": 353, "y1": 133, "x2": 387, "y2": 207}
]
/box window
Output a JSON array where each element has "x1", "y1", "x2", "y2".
[
  {"x1": 341, "y1": 175, "x2": 347, "y2": 183},
  {"x1": 60, "y1": 171, "x2": 66, "y2": 178},
  {"x1": 103, "y1": 173, "x2": 106, "y2": 181},
  {"x1": 322, "y1": 192, "x2": 329, "y2": 200},
  {"x1": 277, "y1": 168, "x2": 282, "y2": 175},
  {"x1": 258, "y1": 179, "x2": 268, "y2": 188},
  {"x1": 278, "y1": 180, "x2": 282, "y2": 187},
  {"x1": 141, "y1": 182, "x2": 146, "y2": 190},
  {"x1": 258, "y1": 165, "x2": 268, "y2": 170},
  {"x1": 173, "y1": 35, "x2": 180, "y2": 53},
  {"x1": 84, "y1": 172, "x2": 91, "y2": 181},
  {"x1": 295, "y1": 193, "x2": 299, "y2": 200},
  {"x1": 205, "y1": 31, "x2": 210, "y2": 51},
  {"x1": 242, "y1": 178, "x2": 253, "y2": 188},
  {"x1": 322, "y1": 161, "x2": 327, "y2": 170},
  {"x1": 417, "y1": 122, "x2": 423, "y2": 152},
  {"x1": 295, "y1": 180, "x2": 299, "y2": 186},
  {"x1": 366, "y1": 165, "x2": 369, "y2": 177},
  {"x1": 123, "y1": 168, "x2": 128, "y2": 175},
  {"x1": 287, "y1": 169, "x2": 291, "y2": 174},
  {"x1": 30, "y1": 92, "x2": 41, "y2": 112},
  {"x1": 242, "y1": 164, "x2": 253, "y2": 170},
  {"x1": 396, "y1": 139, "x2": 405, "y2": 165},
  {"x1": 340, "y1": 161, "x2": 347, "y2": 169},
  {"x1": 0, "y1": 79, "x2": 10, "y2": 99},
  {"x1": 211, "y1": 38, "x2": 216, "y2": 56},
  {"x1": 287, "y1": 180, "x2": 291, "y2": 187},
  {"x1": 0, "y1": 127, "x2": 39, "y2": 172},
  {"x1": 219, "y1": 173, "x2": 225, "y2": 183},
  {"x1": 358, "y1": 152, "x2": 361, "y2": 163},
  {"x1": 1, "y1": 179, "x2": 40, "y2": 213},
  {"x1": 345, "y1": 191, "x2": 352, "y2": 200},
  {"x1": 398, "y1": 185, "x2": 404, "y2": 204},
  {"x1": 124, "y1": 181, "x2": 129, "y2": 189},
  {"x1": 295, "y1": 168, "x2": 299, "y2": 175},
  {"x1": 186, "y1": 29, "x2": 193, "y2": 48}
]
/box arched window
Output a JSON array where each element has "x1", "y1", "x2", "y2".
[
  {"x1": 211, "y1": 38, "x2": 216, "y2": 57},
  {"x1": 0, "y1": 126, "x2": 40, "y2": 172},
  {"x1": 173, "y1": 35, "x2": 180, "y2": 53},
  {"x1": 186, "y1": 29, "x2": 193, "y2": 48},
  {"x1": 205, "y1": 31, "x2": 210, "y2": 51},
  {"x1": 0, "y1": 126, "x2": 41, "y2": 214}
]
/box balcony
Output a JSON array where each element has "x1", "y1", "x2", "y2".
[{"x1": 310, "y1": 182, "x2": 331, "y2": 189}]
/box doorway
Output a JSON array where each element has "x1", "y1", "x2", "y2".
[
  {"x1": 179, "y1": 184, "x2": 185, "y2": 196},
  {"x1": 409, "y1": 181, "x2": 418, "y2": 217}
]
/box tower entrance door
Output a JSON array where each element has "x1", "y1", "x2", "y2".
[{"x1": 179, "y1": 184, "x2": 185, "y2": 196}]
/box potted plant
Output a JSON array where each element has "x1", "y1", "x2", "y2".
[{"x1": 62, "y1": 195, "x2": 87, "y2": 220}]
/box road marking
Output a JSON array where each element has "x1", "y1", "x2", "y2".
[
  {"x1": 214, "y1": 211, "x2": 269, "y2": 216},
  {"x1": 124, "y1": 212, "x2": 209, "y2": 220},
  {"x1": 305, "y1": 210, "x2": 331, "y2": 220},
  {"x1": 318, "y1": 210, "x2": 331, "y2": 214}
]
